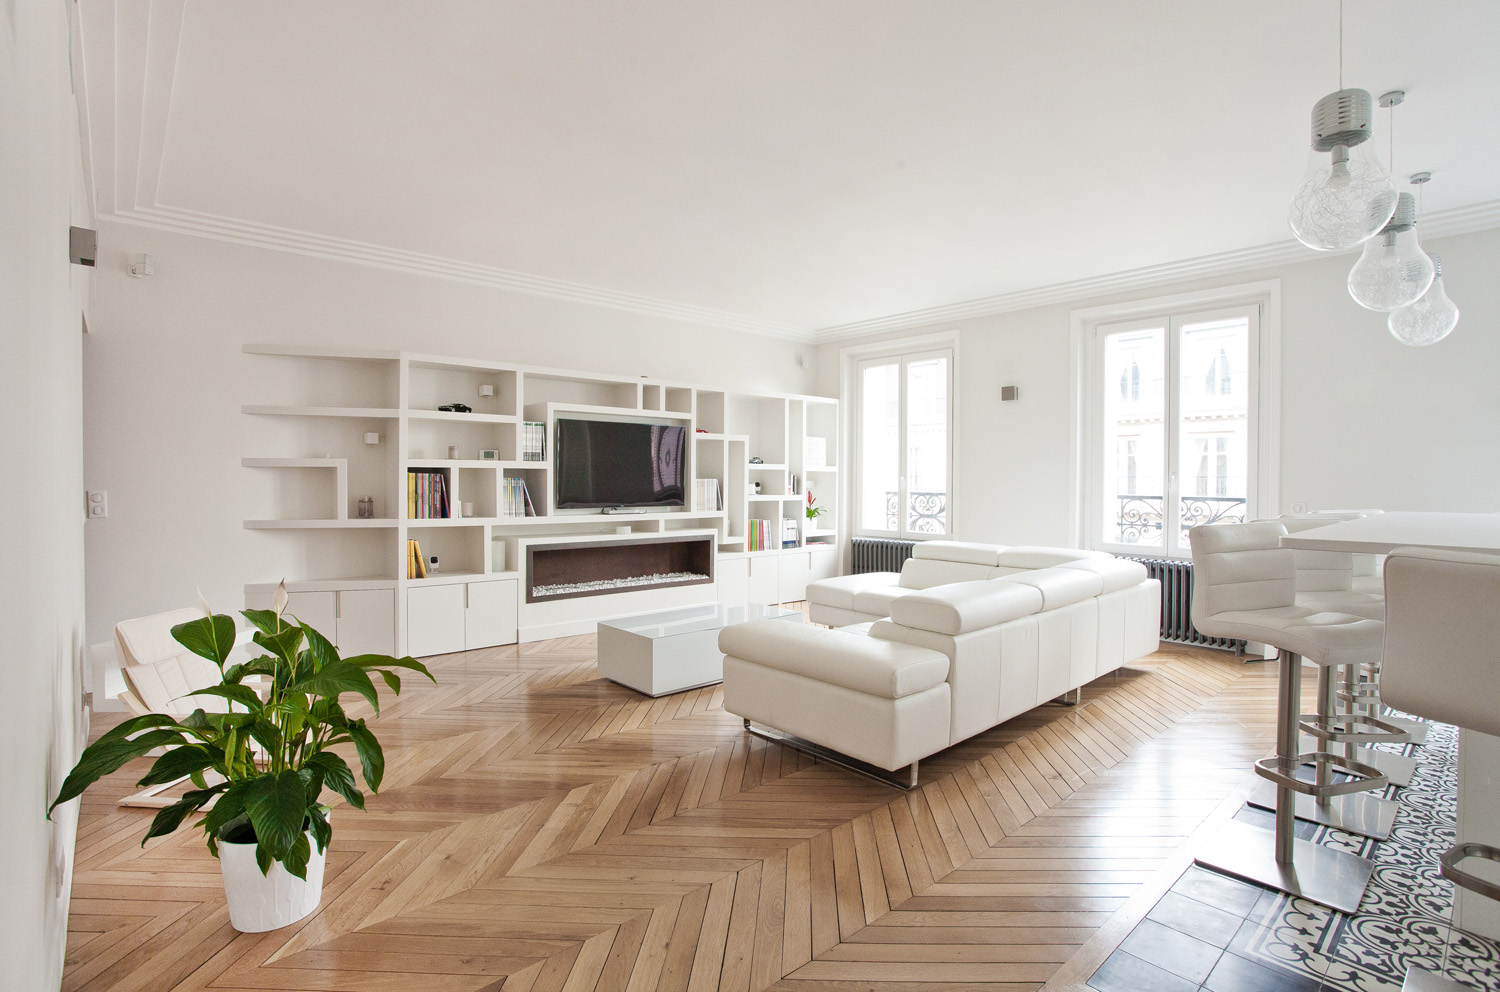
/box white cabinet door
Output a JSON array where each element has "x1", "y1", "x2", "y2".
[
  {"x1": 748, "y1": 556, "x2": 780, "y2": 605},
  {"x1": 717, "y1": 557, "x2": 750, "y2": 603},
  {"x1": 808, "y1": 545, "x2": 838, "y2": 583},
  {"x1": 406, "y1": 584, "x2": 467, "y2": 657},
  {"x1": 337, "y1": 590, "x2": 396, "y2": 657},
  {"x1": 284, "y1": 591, "x2": 336, "y2": 637},
  {"x1": 778, "y1": 552, "x2": 811, "y2": 603},
  {"x1": 465, "y1": 579, "x2": 517, "y2": 649}
]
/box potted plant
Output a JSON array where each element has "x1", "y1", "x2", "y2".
[
  {"x1": 805, "y1": 489, "x2": 826, "y2": 523},
  {"x1": 48, "y1": 583, "x2": 433, "y2": 932}
]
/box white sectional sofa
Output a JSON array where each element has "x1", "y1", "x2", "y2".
[{"x1": 717, "y1": 541, "x2": 1161, "y2": 783}]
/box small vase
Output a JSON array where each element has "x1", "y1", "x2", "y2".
[{"x1": 218, "y1": 829, "x2": 327, "y2": 932}]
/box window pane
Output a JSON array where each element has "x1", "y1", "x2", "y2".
[
  {"x1": 859, "y1": 362, "x2": 900, "y2": 531},
  {"x1": 1102, "y1": 328, "x2": 1165, "y2": 547},
  {"x1": 906, "y1": 357, "x2": 948, "y2": 534},
  {"x1": 1178, "y1": 317, "x2": 1248, "y2": 548}
]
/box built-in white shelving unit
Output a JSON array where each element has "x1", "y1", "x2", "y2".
[{"x1": 241, "y1": 346, "x2": 839, "y2": 654}]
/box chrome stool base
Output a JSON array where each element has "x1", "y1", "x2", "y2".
[
  {"x1": 1195, "y1": 819, "x2": 1373, "y2": 915},
  {"x1": 1248, "y1": 780, "x2": 1399, "y2": 840}
]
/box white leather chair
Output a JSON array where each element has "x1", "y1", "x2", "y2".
[
  {"x1": 113, "y1": 609, "x2": 251, "y2": 806},
  {"x1": 1188, "y1": 521, "x2": 1401, "y2": 912},
  {"x1": 1382, "y1": 546, "x2": 1500, "y2": 992}
]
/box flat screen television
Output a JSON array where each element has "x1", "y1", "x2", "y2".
[{"x1": 554, "y1": 418, "x2": 687, "y2": 509}]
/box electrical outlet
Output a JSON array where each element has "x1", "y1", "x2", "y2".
[
  {"x1": 1290, "y1": 501, "x2": 1307, "y2": 514},
  {"x1": 86, "y1": 490, "x2": 108, "y2": 518}
]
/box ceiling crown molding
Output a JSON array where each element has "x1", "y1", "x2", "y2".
[
  {"x1": 814, "y1": 199, "x2": 1500, "y2": 343},
  {"x1": 107, "y1": 205, "x2": 816, "y2": 341}
]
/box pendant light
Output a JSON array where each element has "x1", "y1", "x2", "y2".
[
  {"x1": 1287, "y1": 2, "x2": 1398, "y2": 251},
  {"x1": 1347, "y1": 92, "x2": 1433, "y2": 311},
  {"x1": 1388, "y1": 174, "x2": 1460, "y2": 346}
]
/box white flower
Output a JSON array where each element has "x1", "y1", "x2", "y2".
[{"x1": 272, "y1": 579, "x2": 289, "y2": 618}]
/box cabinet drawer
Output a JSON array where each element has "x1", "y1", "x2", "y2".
[{"x1": 465, "y1": 579, "x2": 518, "y2": 649}]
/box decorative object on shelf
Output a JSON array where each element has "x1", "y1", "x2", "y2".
[
  {"x1": 479, "y1": 449, "x2": 499, "y2": 460},
  {"x1": 1388, "y1": 172, "x2": 1460, "y2": 346},
  {"x1": 447, "y1": 445, "x2": 459, "y2": 459},
  {"x1": 748, "y1": 456, "x2": 763, "y2": 464},
  {"x1": 805, "y1": 490, "x2": 825, "y2": 522},
  {"x1": 1286, "y1": 3, "x2": 1397, "y2": 252},
  {"x1": 752, "y1": 481, "x2": 762, "y2": 495},
  {"x1": 462, "y1": 501, "x2": 475, "y2": 518},
  {"x1": 428, "y1": 555, "x2": 439, "y2": 573},
  {"x1": 47, "y1": 583, "x2": 432, "y2": 932},
  {"x1": 1347, "y1": 93, "x2": 1432, "y2": 312},
  {"x1": 363, "y1": 432, "x2": 380, "y2": 445},
  {"x1": 356, "y1": 496, "x2": 375, "y2": 519},
  {"x1": 437, "y1": 403, "x2": 472, "y2": 413}
]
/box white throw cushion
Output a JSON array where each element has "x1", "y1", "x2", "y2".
[
  {"x1": 898, "y1": 557, "x2": 997, "y2": 589},
  {"x1": 887, "y1": 580, "x2": 1043, "y2": 635},
  {"x1": 719, "y1": 619, "x2": 948, "y2": 699},
  {"x1": 806, "y1": 570, "x2": 900, "y2": 611}
]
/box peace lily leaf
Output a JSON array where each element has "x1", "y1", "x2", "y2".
[
  {"x1": 171, "y1": 614, "x2": 239, "y2": 666},
  {"x1": 376, "y1": 669, "x2": 400, "y2": 693},
  {"x1": 300, "y1": 623, "x2": 338, "y2": 672},
  {"x1": 348, "y1": 719, "x2": 385, "y2": 792},
  {"x1": 240, "y1": 608, "x2": 287, "y2": 638},
  {"x1": 183, "y1": 684, "x2": 262, "y2": 711},
  {"x1": 282, "y1": 831, "x2": 311, "y2": 881},
  {"x1": 50, "y1": 729, "x2": 187, "y2": 814},
  {"x1": 253, "y1": 625, "x2": 304, "y2": 666},
  {"x1": 288, "y1": 661, "x2": 379, "y2": 713},
  {"x1": 346, "y1": 654, "x2": 435, "y2": 682},
  {"x1": 241, "y1": 770, "x2": 307, "y2": 864},
  {"x1": 306, "y1": 751, "x2": 364, "y2": 810},
  {"x1": 144, "y1": 788, "x2": 221, "y2": 843},
  {"x1": 137, "y1": 745, "x2": 219, "y2": 788}
]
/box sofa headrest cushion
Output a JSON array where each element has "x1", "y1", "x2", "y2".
[
  {"x1": 1059, "y1": 557, "x2": 1148, "y2": 594},
  {"x1": 888, "y1": 580, "x2": 1044, "y2": 635},
  {"x1": 910, "y1": 540, "x2": 1006, "y2": 566},
  {"x1": 999, "y1": 566, "x2": 1104, "y2": 609},
  {"x1": 718, "y1": 619, "x2": 949, "y2": 699},
  {"x1": 994, "y1": 546, "x2": 1111, "y2": 569},
  {"x1": 899, "y1": 557, "x2": 997, "y2": 589}
]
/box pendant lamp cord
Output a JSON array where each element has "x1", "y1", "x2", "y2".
[{"x1": 1338, "y1": 0, "x2": 1344, "y2": 89}]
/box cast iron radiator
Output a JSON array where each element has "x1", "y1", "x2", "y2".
[
  {"x1": 1121, "y1": 556, "x2": 1244, "y2": 651},
  {"x1": 851, "y1": 537, "x2": 916, "y2": 574}
]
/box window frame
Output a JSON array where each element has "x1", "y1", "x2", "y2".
[
  {"x1": 842, "y1": 334, "x2": 959, "y2": 542},
  {"x1": 1070, "y1": 281, "x2": 1281, "y2": 558}
]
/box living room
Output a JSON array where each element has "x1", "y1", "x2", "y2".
[{"x1": 7, "y1": 2, "x2": 1500, "y2": 991}]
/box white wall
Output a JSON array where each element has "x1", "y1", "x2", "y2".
[
  {"x1": 83, "y1": 223, "x2": 816, "y2": 644},
  {"x1": 819, "y1": 226, "x2": 1500, "y2": 547},
  {"x1": 1, "y1": 2, "x2": 91, "y2": 989}
]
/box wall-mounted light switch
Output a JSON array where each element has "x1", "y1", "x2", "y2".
[{"x1": 86, "y1": 490, "x2": 108, "y2": 518}]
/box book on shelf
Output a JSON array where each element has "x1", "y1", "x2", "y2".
[
  {"x1": 782, "y1": 517, "x2": 798, "y2": 549},
  {"x1": 522, "y1": 421, "x2": 546, "y2": 462},
  {"x1": 501, "y1": 476, "x2": 537, "y2": 517},
  {"x1": 406, "y1": 468, "x2": 450, "y2": 519},
  {"x1": 693, "y1": 478, "x2": 722, "y2": 512},
  {"x1": 406, "y1": 539, "x2": 427, "y2": 579}
]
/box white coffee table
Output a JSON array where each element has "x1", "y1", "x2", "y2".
[{"x1": 597, "y1": 602, "x2": 801, "y2": 697}]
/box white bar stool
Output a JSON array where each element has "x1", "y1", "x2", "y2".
[
  {"x1": 1382, "y1": 546, "x2": 1500, "y2": 992},
  {"x1": 1189, "y1": 521, "x2": 1403, "y2": 912}
]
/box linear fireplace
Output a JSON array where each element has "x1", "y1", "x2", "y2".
[{"x1": 525, "y1": 534, "x2": 715, "y2": 604}]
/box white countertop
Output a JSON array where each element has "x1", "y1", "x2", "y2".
[{"x1": 1279, "y1": 511, "x2": 1500, "y2": 556}]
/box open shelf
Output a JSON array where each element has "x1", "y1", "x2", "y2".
[
  {"x1": 244, "y1": 518, "x2": 398, "y2": 529},
  {"x1": 243, "y1": 404, "x2": 399, "y2": 419}
]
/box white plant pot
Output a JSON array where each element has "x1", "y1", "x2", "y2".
[{"x1": 218, "y1": 829, "x2": 327, "y2": 932}]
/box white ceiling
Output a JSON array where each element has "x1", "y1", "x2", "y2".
[{"x1": 76, "y1": 1, "x2": 1500, "y2": 341}]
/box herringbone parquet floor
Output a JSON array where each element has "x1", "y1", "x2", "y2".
[{"x1": 63, "y1": 619, "x2": 1287, "y2": 992}]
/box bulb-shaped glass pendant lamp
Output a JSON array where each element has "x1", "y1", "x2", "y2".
[
  {"x1": 1347, "y1": 192, "x2": 1434, "y2": 311},
  {"x1": 1388, "y1": 252, "x2": 1459, "y2": 345},
  {"x1": 1288, "y1": 89, "x2": 1399, "y2": 250}
]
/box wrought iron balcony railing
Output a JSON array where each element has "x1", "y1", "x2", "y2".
[
  {"x1": 885, "y1": 491, "x2": 947, "y2": 534},
  {"x1": 1114, "y1": 494, "x2": 1246, "y2": 544}
]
